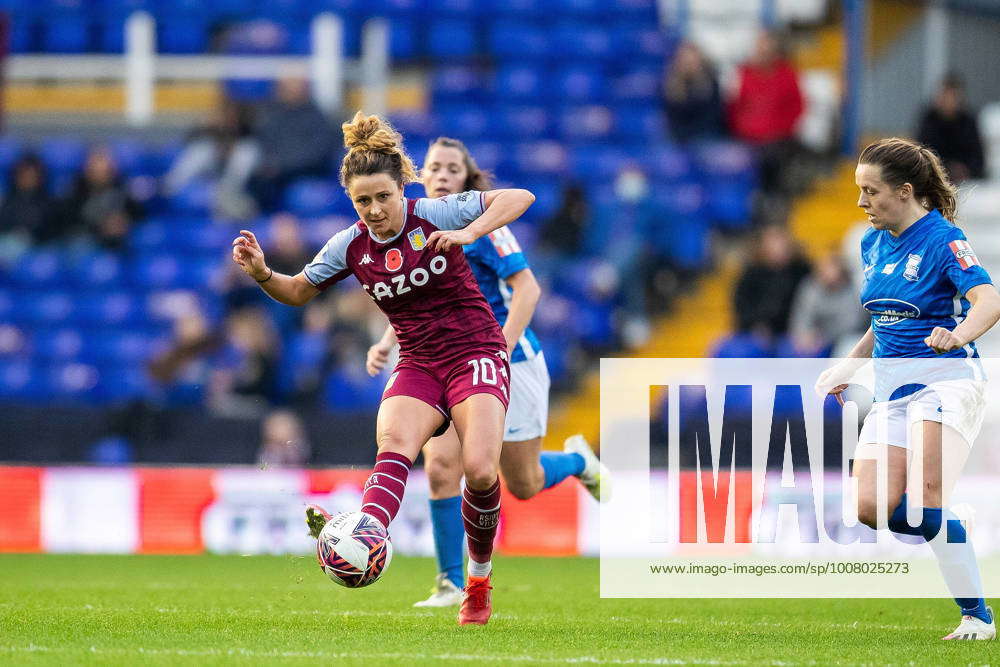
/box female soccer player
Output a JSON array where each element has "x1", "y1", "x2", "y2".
[
  {"x1": 232, "y1": 112, "x2": 535, "y2": 626},
  {"x1": 364, "y1": 137, "x2": 607, "y2": 607},
  {"x1": 818, "y1": 137, "x2": 1000, "y2": 640}
]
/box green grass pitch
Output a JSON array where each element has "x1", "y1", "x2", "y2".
[{"x1": 0, "y1": 554, "x2": 996, "y2": 665}]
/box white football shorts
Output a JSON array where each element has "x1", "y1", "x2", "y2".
[
  {"x1": 504, "y1": 351, "x2": 550, "y2": 442},
  {"x1": 857, "y1": 379, "x2": 986, "y2": 449}
]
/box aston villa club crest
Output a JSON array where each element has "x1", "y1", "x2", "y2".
[
  {"x1": 408, "y1": 227, "x2": 426, "y2": 251},
  {"x1": 385, "y1": 248, "x2": 403, "y2": 272}
]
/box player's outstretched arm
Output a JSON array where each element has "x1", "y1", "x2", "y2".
[
  {"x1": 427, "y1": 189, "x2": 534, "y2": 251},
  {"x1": 926, "y1": 283, "x2": 1000, "y2": 353},
  {"x1": 501, "y1": 268, "x2": 541, "y2": 355},
  {"x1": 231, "y1": 230, "x2": 320, "y2": 307}
]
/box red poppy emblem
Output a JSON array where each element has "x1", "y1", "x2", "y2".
[{"x1": 385, "y1": 248, "x2": 403, "y2": 272}]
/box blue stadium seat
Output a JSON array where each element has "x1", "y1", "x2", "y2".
[
  {"x1": 12, "y1": 249, "x2": 67, "y2": 287},
  {"x1": 552, "y1": 23, "x2": 612, "y2": 60},
  {"x1": 611, "y1": 68, "x2": 661, "y2": 103},
  {"x1": 426, "y1": 0, "x2": 479, "y2": 14},
  {"x1": 517, "y1": 178, "x2": 560, "y2": 220},
  {"x1": 69, "y1": 251, "x2": 125, "y2": 287},
  {"x1": 558, "y1": 106, "x2": 615, "y2": 142},
  {"x1": 75, "y1": 290, "x2": 146, "y2": 327},
  {"x1": 97, "y1": 363, "x2": 154, "y2": 402},
  {"x1": 568, "y1": 144, "x2": 630, "y2": 181},
  {"x1": 494, "y1": 64, "x2": 543, "y2": 101},
  {"x1": 130, "y1": 254, "x2": 184, "y2": 289},
  {"x1": 550, "y1": 0, "x2": 605, "y2": 17},
  {"x1": 706, "y1": 182, "x2": 754, "y2": 232},
  {"x1": 7, "y1": 18, "x2": 37, "y2": 53},
  {"x1": 613, "y1": 24, "x2": 676, "y2": 63},
  {"x1": 427, "y1": 19, "x2": 476, "y2": 59},
  {"x1": 46, "y1": 362, "x2": 101, "y2": 402},
  {"x1": 693, "y1": 141, "x2": 757, "y2": 184},
  {"x1": 26, "y1": 291, "x2": 77, "y2": 325},
  {"x1": 431, "y1": 66, "x2": 485, "y2": 104},
  {"x1": 487, "y1": 0, "x2": 543, "y2": 16},
  {"x1": 464, "y1": 141, "x2": 503, "y2": 173},
  {"x1": 639, "y1": 144, "x2": 693, "y2": 182},
  {"x1": 325, "y1": 366, "x2": 385, "y2": 411},
  {"x1": 608, "y1": 0, "x2": 657, "y2": 15},
  {"x1": 0, "y1": 361, "x2": 41, "y2": 400},
  {"x1": 436, "y1": 106, "x2": 490, "y2": 141},
  {"x1": 495, "y1": 106, "x2": 550, "y2": 141},
  {"x1": 383, "y1": 0, "x2": 425, "y2": 14},
  {"x1": 278, "y1": 331, "x2": 326, "y2": 395},
  {"x1": 39, "y1": 138, "x2": 87, "y2": 175},
  {"x1": 0, "y1": 136, "x2": 24, "y2": 173},
  {"x1": 555, "y1": 66, "x2": 609, "y2": 104},
  {"x1": 41, "y1": 16, "x2": 91, "y2": 53},
  {"x1": 83, "y1": 330, "x2": 164, "y2": 364},
  {"x1": 615, "y1": 106, "x2": 667, "y2": 142},
  {"x1": 159, "y1": 17, "x2": 209, "y2": 53},
  {"x1": 284, "y1": 178, "x2": 341, "y2": 217},
  {"x1": 169, "y1": 179, "x2": 214, "y2": 216},
  {"x1": 512, "y1": 141, "x2": 567, "y2": 177},
  {"x1": 711, "y1": 333, "x2": 773, "y2": 358},
  {"x1": 488, "y1": 22, "x2": 549, "y2": 60},
  {"x1": 388, "y1": 110, "x2": 438, "y2": 139},
  {"x1": 31, "y1": 328, "x2": 85, "y2": 362},
  {"x1": 108, "y1": 139, "x2": 150, "y2": 176}
]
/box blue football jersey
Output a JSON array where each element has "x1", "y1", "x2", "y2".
[
  {"x1": 859, "y1": 209, "x2": 992, "y2": 359},
  {"x1": 463, "y1": 226, "x2": 543, "y2": 364}
]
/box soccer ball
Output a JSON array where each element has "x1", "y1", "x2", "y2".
[{"x1": 315, "y1": 511, "x2": 393, "y2": 588}]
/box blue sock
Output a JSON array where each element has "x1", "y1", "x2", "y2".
[
  {"x1": 428, "y1": 496, "x2": 464, "y2": 589},
  {"x1": 540, "y1": 452, "x2": 586, "y2": 490},
  {"x1": 920, "y1": 507, "x2": 989, "y2": 624},
  {"x1": 887, "y1": 494, "x2": 923, "y2": 536}
]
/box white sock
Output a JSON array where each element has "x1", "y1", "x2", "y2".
[{"x1": 468, "y1": 558, "x2": 491, "y2": 578}]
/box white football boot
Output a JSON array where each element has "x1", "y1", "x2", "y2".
[
  {"x1": 413, "y1": 573, "x2": 464, "y2": 608},
  {"x1": 943, "y1": 606, "x2": 995, "y2": 640},
  {"x1": 563, "y1": 434, "x2": 611, "y2": 502}
]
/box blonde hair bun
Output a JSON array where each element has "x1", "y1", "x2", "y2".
[{"x1": 343, "y1": 111, "x2": 401, "y2": 153}]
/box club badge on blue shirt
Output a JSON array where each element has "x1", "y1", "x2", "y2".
[{"x1": 903, "y1": 253, "x2": 921, "y2": 281}]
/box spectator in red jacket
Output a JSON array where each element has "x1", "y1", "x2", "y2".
[{"x1": 728, "y1": 30, "x2": 804, "y2": 198}]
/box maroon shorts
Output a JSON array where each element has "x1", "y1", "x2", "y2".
[{"x1": 382, "y1": 347, "x2": 511, "y2": 437}]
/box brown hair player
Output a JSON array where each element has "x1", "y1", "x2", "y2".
[{"x1": 232, "y1": 112, "x2": 535, "y2": 626}]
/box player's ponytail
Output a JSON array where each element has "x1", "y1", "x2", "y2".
[
  {"x1": 426, "y1": 137, "x2": 493, "y2": 191},
  {"x1": 339, "y1": 111, "x2": 418, "y2": 188},
  {"x1": 858, "y1": 137, "x2": 958, "y2": 222}
]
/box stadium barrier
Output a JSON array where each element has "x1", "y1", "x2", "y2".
[{"x1": 0, "y1": 466, "x2": 596, "y2": 557}]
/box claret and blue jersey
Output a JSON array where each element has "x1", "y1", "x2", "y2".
[
  {"x1": 462, "y1": 225, "x2": 543, "y2": 364},
  {"x1": 860, "y1": 208, "x2": 992, "y2": 359}
]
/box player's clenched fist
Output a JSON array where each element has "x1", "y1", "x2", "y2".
[
  {"x1": 232, "y1": 230, "x2": 270, "y2": 282},
  {"x1": 426, "y1": 228, "x2": 476, "y2": 252},
  {"x1": 924, "y1": 326, "x2": 965, "y2": 354},
  {"x1": 366, "y1": 341, "x2": 392, "y2": 377}
]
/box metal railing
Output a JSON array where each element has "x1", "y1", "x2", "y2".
[{"x1": 4, "y1": 12, "x2": 390, "y2": 125}]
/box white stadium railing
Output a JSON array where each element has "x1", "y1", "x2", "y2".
[{"x1": 4, "y1": 12, "x2": 390, "y2": 125}]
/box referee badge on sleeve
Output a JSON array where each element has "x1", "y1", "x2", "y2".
[{"x1": 949, "y1": 240, "x2": 981, "y2": 270}]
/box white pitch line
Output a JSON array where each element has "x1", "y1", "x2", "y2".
[{"x1": 0, "y1": 645, "x2": 764, "y2": 665}]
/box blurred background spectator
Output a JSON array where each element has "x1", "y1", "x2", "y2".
[
  {"x1": 257, "y1": 408, "x2": 311, "y2": 468},
  {"x1": 162, "y1": 96, "x2": 259, "y2": 220},
  {"x1": 56, "y1": 147, "x2": 143, "y2": 249},
  {"x1": 733, "y1": 224, "x2": 811, "y2": 344},
  {"x1": 789, "y1": 251, "x2": 868, "y2": 357},
  {"x1": 0, "y1": 154, "x2": 53, "y2": 262},
  {"x1": 249, "y1": 75, "x2": 338, "y2": 212},
  {"x1": 916, "y1": 73, "x2": 985, "y2": 182},
  {"x1": 728, "y1": 30, "x2": 804, "y2": 203},
  {"x1": 662, "y1": 41, "x2": 725, "y2": 144}
]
